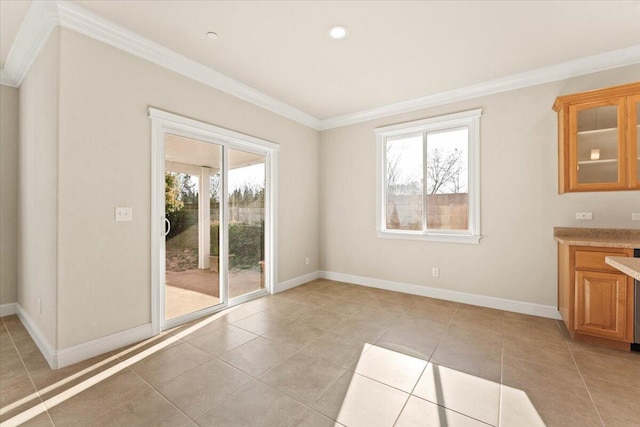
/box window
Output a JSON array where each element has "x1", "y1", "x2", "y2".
[{"x1": 375, "y1": 109, "x2": 482, "y2": 244}]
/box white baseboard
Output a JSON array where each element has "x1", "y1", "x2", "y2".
[
  {"x1": 0, "y1": 302, "x2": 17, "y2": 317},
  {"x1": 15, "y1": 304, "x2": 154, "y2": 369},
  {"x1": 56, "y1": 323, "x2": 153, "y2": 369},
  {"x1": 16, "y1": 305, "x2": 57, "y2": 369},
  {"x1": 320, "y1": 270, "x2": 562, "y2": 320},
  {"x1": 275, "y1": 271, "x2": 321, "y2": 293}
]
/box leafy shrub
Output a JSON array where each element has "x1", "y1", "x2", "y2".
[
  {"x1": 210, "y1": 222, "x2": 264, "y2": 269},
  {"x1": 166, "y1": 203, "x2": 197, "y2": 240}
]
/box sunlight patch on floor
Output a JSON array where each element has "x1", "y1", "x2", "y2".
[{"x1": 336, "y1": 343, "x2": 544, "y2": 427}]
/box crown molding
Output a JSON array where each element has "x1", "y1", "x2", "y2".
[
  {"x1": 55, "y1": 1, "x2": 322, "y2": 130},
  {"x1": 1, "y1": 1, "x2": 58, "y2": 88},
  {"x1": 0, "y1": 70, "x2": 18, "y2": 87},
  {"x1": 319, "y1": 45, "x2": 640, "y2": 130},
  {"x1": 1, "y1": 1, "x2": 639, "y2": 130},
  {"x1": 1, "y1": 1, "x2": 321, "y2": 129}
]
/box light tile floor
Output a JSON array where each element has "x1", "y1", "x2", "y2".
[{"x1": 1, "y1": 279, "x2": 639, "y2": 426}]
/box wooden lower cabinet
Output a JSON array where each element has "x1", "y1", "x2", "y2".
[
  {"x1": 558, "y1": 244, "x2": 634, "y2": 349},
  {"x1": 574, "y1": 270, "x2": 631, "y2": 341}
]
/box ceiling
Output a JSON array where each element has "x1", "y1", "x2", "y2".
[
  {"x1": 1, "y1": 1, "x2": 639, "y2": 122},
  {"x1": 166, "y1": 133, "x2": 222, "y2": 171},
  {"x1": 0, "y1": 0, "x2": 30, "y2": 68},
  {"x1": 166, "y1": 133, "x2": 264, "y2": 171}
]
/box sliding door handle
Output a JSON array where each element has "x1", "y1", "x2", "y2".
[{"x1": 164, "y1": 218, "x2": 171, "y2": 236}]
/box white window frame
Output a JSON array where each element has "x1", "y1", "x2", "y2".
[{"x1": 375, "y1": 109, "x2": 482, "y2": 244}]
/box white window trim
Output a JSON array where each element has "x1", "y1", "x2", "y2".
[{"x1": 375, "y1": 108, "x2": 482, "y2": 244}]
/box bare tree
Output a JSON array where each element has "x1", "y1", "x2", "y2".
[
  {"x1": 386, "y1": 144, "x2": 421, "y2": 190},
  {"x1": 386, "y1": 143, "x2": 422, "y2": 229},
  {"x1": 426, "y1": 147, "x2": 465, "y2": 194},
  {"x1": 386, "y1": 148, "x2": 403, "y2": 188},
  {"x1": 209, "y1": 173, "x2": 221, "y2": 202},
  {"x1": 387, "y1": 144, "x2": 465, "y2": 194}
]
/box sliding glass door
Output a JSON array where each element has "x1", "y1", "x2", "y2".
[
  {"x1": 151, "y1": 109, "x2": 277, "y2": 332},
  {"x1": 164, "y1": 135, "x2": 223, "y2": 322},
  {"x1": 228, "y1": 149, "x2": 266, "y2": 299}
]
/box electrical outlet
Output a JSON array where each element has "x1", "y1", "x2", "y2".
[
  {"x1": 632, "y1": 213, "x2": 640, "y2": 221},
  {"x1": 432, "y1": 267, "x2": 439, "y2": 277},
  {"x1": 305, "y1": 256, "x2": 310, "y2": 265},
  {"x1": 38, "y1": 299, "x2": 42, "y2": 314},
  {"x1": 575, "y1": 212, "x2": 593, "y2": 220}
]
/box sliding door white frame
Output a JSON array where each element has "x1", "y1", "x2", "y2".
[{"x1": 149, "y1": 108, "x2": 279, "y2": 334}]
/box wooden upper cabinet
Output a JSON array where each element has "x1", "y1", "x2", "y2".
[
  {"x1": 553, "y1": 82, "x2": 640, "y2": 193},
  {"x1": 627, "y1": 93, "x2": 640, "y2": 188}
]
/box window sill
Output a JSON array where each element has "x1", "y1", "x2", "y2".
[{"x1": 376, "y1": 230, "x2": 481, "y2": 244}]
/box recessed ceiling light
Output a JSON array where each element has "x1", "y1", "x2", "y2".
[
  {"x1": 328, "y1": 25, "x2": 348, "y2": 40},
  {"x1": 206, "y1": 32, "x2": 219, "y2": 40}
]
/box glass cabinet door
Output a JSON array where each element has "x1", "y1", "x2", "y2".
[
  {"x1": 554, "y1": 82, "x2": 640, "y2": 193},
  {"x1": 569, "y1": 98, "x2": 626, "y2": 190}
]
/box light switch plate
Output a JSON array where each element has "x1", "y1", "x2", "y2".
[
  {"x1": 632, "y1": 213, "x2": 640, "y2": 221},
  {"x1": 575, "y1": 212, "x2": 593, "y2": 220},
  {"x1": 115, "y1": 207, "x2": 132, "y2": 222}
]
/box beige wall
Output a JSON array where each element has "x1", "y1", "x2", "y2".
[
  {"x1": 1, "y1": 84, "x2": 19, "y2": 307},
  {"x1": 56, "y1": 29, "x2": 319, "y2": 347},
  {"x1": 319, "y1": 65, "x2": 640, "y2": 308},
  {"x1": 18, "y1": 29, "x2": 60, "y2": 346}
]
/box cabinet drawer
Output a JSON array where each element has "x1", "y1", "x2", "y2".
[{"x1": 575, "y1": 250, "x2": 627, "y2": 272}]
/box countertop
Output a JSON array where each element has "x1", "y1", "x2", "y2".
[
  {"x1": 605, "y1": 256, "x2": 640, "y2": 281},
  {"x1": 554, "y1": 227, "x2": 640, "y2": 249}
]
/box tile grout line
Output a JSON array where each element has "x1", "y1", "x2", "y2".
[
  {"x1": 126, "y1": 367, "x2": 201, "y2": 426},
  {"x1": 193, "y1": 377, "x2": 264, "y2": 422},
  {"x1": 397, "y1": 303, "x2": 498, "y2": 427},
  {"x1": 393, "y1": 303, "x2": 453, "y2": 426},
  {"x1": 41, "y1": 336, "x2": 196, "y2": 425},
  {"x1": 0, "y1": 318, "x2": 55, "y2": 426},
  {"x1": 209, "y1": 335, "x2": 262, "y2": 375},
  {"x1": 562, "y1": 335, "x2": 606, "y2": 426},
  {"x1": 256, "y1": 368, "x2": 334, "y2": 424},
  {"x1": 256, "y1": 340, "x2": 373, "y2": 408},
  {"x1": 398, "y1": 394, "x2": 496, "y2": 427},
  {"x1": 425, "y1": 302, "x2": 460, "y2": 365},
  {"x1": 390, "y1": 394, "x2": 411, "y2": 427},
  {"x1": 391, "y1": 348, "x2": 429, "y2": 427},
  {"x1": 563, "y1": 336, "x2": 640, "y2": 367}
]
